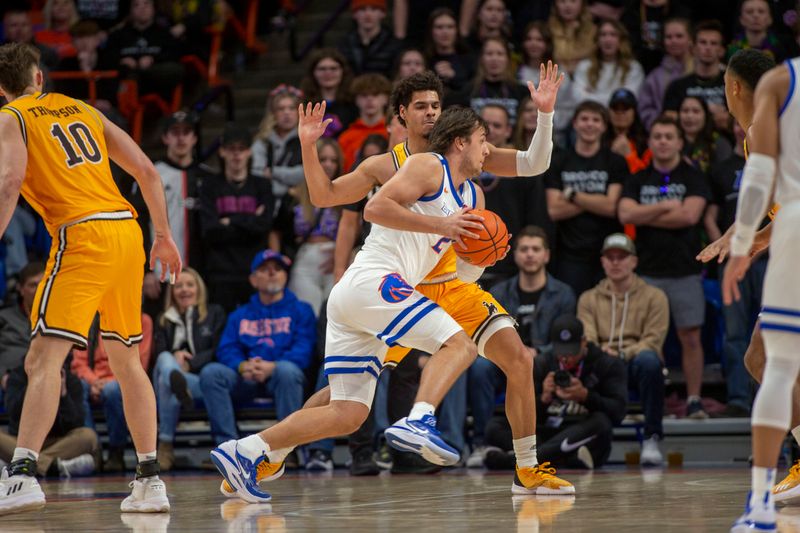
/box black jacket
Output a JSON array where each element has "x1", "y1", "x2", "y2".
[
  {"x1": 199, "y1": 174, "x2": 273, "y2": 282},
  {"x1": 338, "y1": 26, "x2": 402, "y2": 77},
  {"x1": 534, "y1": 342, "x2": 627, "y2": 426},
  {"x1": 153, "y1": 304, "x2": 227, "y2": 374},
  {"x1": 6, "y1": 358, "x2": 85, "y2": 437}
]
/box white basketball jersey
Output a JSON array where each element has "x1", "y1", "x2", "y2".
[
  {"x1": 351, "y1": 153, "x2": 477, "y2": 287},
  {"x1": 777, "y1": 57, "x2": 800, "y2": 205}
]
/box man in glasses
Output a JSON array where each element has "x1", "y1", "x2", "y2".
[{"x1": 618, "y1": 115, "x2": 711, "y2": 419}]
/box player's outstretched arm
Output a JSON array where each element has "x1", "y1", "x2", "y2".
[
  {"x1": 364, "y1": 153, "x2": 484, "y2": 248},
  {"x1": 99, "y1": 111, "x2": 182, "y2": 281},
  {"x1": 0, "y1": 113, "x2": 26, "y2": 237},
  {"x1": 484, "y1": 61, "x2": 562, "y2": 177},
  {"x1": 298, "y1": 101, "x2": 379, "y2": 207}
]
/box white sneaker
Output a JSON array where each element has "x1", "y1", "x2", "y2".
[
  {"x1": 576, "y1": 446, "x2": 594, "y2": 470},
  {"x1": 731, "y1": 491, "x2": 776, "y2": 532},
  {"x1": 57, "y1": 454, "x2": 96, "y2": 478},
  {"x1": 640, "y1": 436, "x2": 664, "y2": 467},
  {"x1": 120, "y1": 512, "x2": 171, "y2": 533},
  {"x1": 466, "y1": 446, "x2": 488, "y2": 469},
  {"x1": 121, "y1": 477, "x2": 170, "y2": 513},
  {"x1": 0, "y1": 469, "x2": 45, "y2": 515}
]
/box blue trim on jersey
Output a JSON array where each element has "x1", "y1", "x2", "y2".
[
  {"x1": 377, "y1": 297, "x2": 430, "y2": 341},
  {"x1": 325, "y1": 366, "x2": 380, "y2": 380},
  {"x1": 760, "y1": 322, "x2": 800, "y2": 335},
  {"x1": 438, "y1": 154, "x2": 465, "y2": 208},
  {"x1": 780, "y1": 60, "x2": 796, "y2": 117},
  {"x1": 385, "y1": 301, "x2": 440, "y2": 347},
  {"x1": 467, "y1": 180, "x2": 477, "y2": 208},
  {"x1": 762, "y1": 306, "x2": 800, "y2": 318},
  {"x1": 324, "y1": 355, "x2": 382, "y2": 366},
  {"x1": 419, "y1": 173, "x2": 445, "y2": 201}
]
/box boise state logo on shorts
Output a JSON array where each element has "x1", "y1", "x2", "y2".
[{"x1": 380, "y1": 273, "x2": 414, "y2": 303}]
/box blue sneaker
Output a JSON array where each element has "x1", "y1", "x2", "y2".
[
  {"x1": 731, "y1": 491, "x2": 776, "y2": 532},
  {"x1": 384, "y1": 415, "x2": 460, "y2": 466},
  {"x1": 210, "y1": 440, "x2": 272, "y2": 503}
]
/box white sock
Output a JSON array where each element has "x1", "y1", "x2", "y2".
[
  {"x1": 791, "y1": 425, "x2": 800, "y2": 447},
  {"x1": 238, "y1": 434, "x2": 270, "y2": 461},
  {"x1": 752, "y1": 466, "x2": 776, "y2": 500},
  {"x1": 267, "y1": 447, "x2": 294, "y2": 464},
  {"x1": 687, "y1": 395, "x2": 701, "y2": 403},
  {"x1": 137, "y1": 451, "x2": 157, "y2": 463},
  {"x1": 12, "y1": 448, "x2": 39, "y2": 463},
  {"x1": 408, "y1": 402, "x2": 435, "y2": 421},
  {"x1": 513, "y1": 435, "x2": 538, "y2": 468}
]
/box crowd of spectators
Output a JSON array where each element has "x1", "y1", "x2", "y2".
[{"x1": 2, "y1": 0, "x2": 799, "y2": 474}]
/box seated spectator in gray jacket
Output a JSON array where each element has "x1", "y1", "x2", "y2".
[
  {"x1": 152, "y1": 268, "x2": 226, "y2": 471},
  {"x1": 0, "y1": 262, "x2": 45, "y2": 408},
  {"x1": 578, "y1": 233, "x2": 669, "y2": 466},
  {"x1": 465, "y1": 226, "x2": 576, "y2": 468}
]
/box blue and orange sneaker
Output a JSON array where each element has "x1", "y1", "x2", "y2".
[
  {"x1": 220, "y1": 458, "x2": 285, "y2": 499},
  {"x1": 384, "y1": 415, "x2": 460, "y2": 466},
  {"x1": 731, "y1": 491, "x2": 776, "y2": 533},
  {"x1": 210, "y1": 440, "x2": 272, "y2": 503}
]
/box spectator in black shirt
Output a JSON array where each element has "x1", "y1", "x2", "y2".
[
  {"x1": 424, "y1": 8, "x2": 476, "y2": 93},
  {"x1": 618, "y1": 115, "x2": 710, "y2": 419},
  {"x1": 705, "y1": 123, "x2": 764, "y2": 417},
  {"x1": 2, "y1": 8, "x2": 59, "y2": 73},
  {"x1": 465, "y1": 227, "x2": 575, "y2": 468},
  {"x1": 200, "y1": 125, "x2": 274, "y2": 312},
  {"x1": 662, "y1": 20, "x2": 728, "y2": 131},
  {"x1": 484, "y1": 314, "x2": 627, "y2": 470},
  {"x1": 300, "y1": 49, "x2": 358, "y2": 139},
  {"x1": 102, "y1": 0, "x2": 184, "y2": 101},
  {"x1": 339, "y1": 0, "x2": 402, "y2": 78},
  {"x1": 545, "y1": 100, "x2": 627, "y2": 297}
]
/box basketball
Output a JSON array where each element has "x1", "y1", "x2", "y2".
[{"x1": 453, "y1": 208, "x2": 510, "y2": 267}]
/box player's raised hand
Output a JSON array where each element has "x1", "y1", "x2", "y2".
[
  {"x1": 527, "y1": 60, "x2": 564, "y2": 114},
  {"x1": 442, "y1": 207, "x2": 484, "y2": 249},
  {"x1": 150, "y1": 234, "x2": 183, "y2": 284},
  {"x1": 298, "y1": 101, "x2": 333, "y2": 146}
]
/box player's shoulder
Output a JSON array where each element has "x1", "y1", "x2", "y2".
[
  {"x1": 756, "y1": 63, "x2": 792, "y2": 98},
  {"x1": 359, "y1": 151, "x2": 400, "y2": 185}
]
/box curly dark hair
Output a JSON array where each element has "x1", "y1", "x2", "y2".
[
  {"x1": 390, "y1": 71, "x2": 444, "y2": 127},
  {"x1": 428, "y1": 106, "x2": 487, "y2": 155}
]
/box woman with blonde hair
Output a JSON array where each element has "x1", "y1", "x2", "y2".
[
  {"x1": 35, "y1": 0, "x2": 79, "y2": 57},
  {"x1": 549, "y1": 0, "x2": 596, "y2": 75},
  {"x1": 271, "y1": 137, "x2": 343, "y2": 316},
  {"x1": 572, "y1": 19, "x2": 644, "y2": 108},
  {"x1": 152, "y1": 268, "x2": 226, "y2": 470},
  {"x1": 251, "y1": 85, "x2": 304, "y2": 202}
]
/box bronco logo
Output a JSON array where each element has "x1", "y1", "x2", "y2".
[{"x1": 379, "y1": 273, "x2": 414, "y2": 303}]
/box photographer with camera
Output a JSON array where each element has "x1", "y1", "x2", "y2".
[{"x1": 484, "y1": 314, "x2": 627, "y2": 470}]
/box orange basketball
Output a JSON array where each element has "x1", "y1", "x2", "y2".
[{"x1": 453, "y1": 208, "x2": 510, "y2": 268}]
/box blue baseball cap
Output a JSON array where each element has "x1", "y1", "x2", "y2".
[{"x1": 251, "y1": 250, "x2": 292, "y2": 273}]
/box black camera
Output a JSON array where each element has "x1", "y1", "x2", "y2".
[{"x1": 554, "y1": 370, "x2": 572, "y2": 388}]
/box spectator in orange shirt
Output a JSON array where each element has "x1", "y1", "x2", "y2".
[
  {"x1": 337, "y1": 73, "x2": 391, "y2": 171},
  {"x1": 608, "y1": 89, "x2": 651, "y2": 175},
  {"x1": 35, "y1": 0, "x2": 79, "y2": 58},
  {"x1": 71, "y1": 313, "x2": 153, "y2": 472}
]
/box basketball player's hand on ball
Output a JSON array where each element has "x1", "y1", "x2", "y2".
[
  {"x1": 442, "y1": 207, "x2": 485, "y2": 248},
  {"x1": 150, "y1": 234, "x2": 182, "y2": 284},
  {"x1": 722, "y1": 255, "x2": 751, "y2": 305},
  {"x1": 527, "y1": 60, "x2": 564, "y2": 114},
  {"x1": 298, "y1": 101, "x2": 333, "y2": 145}
]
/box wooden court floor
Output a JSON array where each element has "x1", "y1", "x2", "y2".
[{"x1": 2, "y1": 467, "x2": 800, "y2": 532}]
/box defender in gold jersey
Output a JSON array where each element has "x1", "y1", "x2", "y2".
[
  {"x1": 0, "y1": 43, "x2": 181, "y2": 515},
  {"x1": 218, "y1": 66, "x2": 575, "y2": 501}
]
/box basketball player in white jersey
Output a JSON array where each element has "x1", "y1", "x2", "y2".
[
  {"x1": 211, "y1": 107, "x2": 496, "y2": 502},
  {"x1": 725, "y1": 57, "x2": 800, "y2": 532}
]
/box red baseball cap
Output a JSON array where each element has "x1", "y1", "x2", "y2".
[{"x1": 351, "y1": 0, "x2": 387, "y2": 12}]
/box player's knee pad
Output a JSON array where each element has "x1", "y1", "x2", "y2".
[{"x1": 752, "y1": 331, "x2": 800, "y2": 430}]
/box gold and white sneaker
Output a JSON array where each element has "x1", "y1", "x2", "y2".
[
  {"x1": 512, "y1": 462, "x2": 575, "y2": 495},
  {"x1": 774, "y1": 460, "x2": 800, "y2": 504}
]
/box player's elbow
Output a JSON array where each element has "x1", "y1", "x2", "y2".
[
  {"x1": 363, "y1": 197, "x2": 381, "y2": 224},
  {"x1": 308, "y1": 188, "x2": 335, "y2": 209}
]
